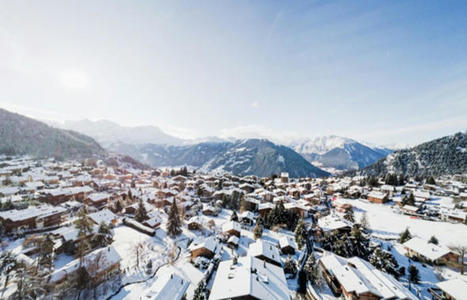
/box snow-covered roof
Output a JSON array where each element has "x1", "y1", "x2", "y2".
[
  {"x1": 368, "y1": 191, "x2": 387, "y2": 199},
  {"x1": 228, "y1": 235, "x2": 239, "y2": 245},
  {"x1": 145, "y1": 272, "x2": 189, "y2": 300},
  {"x1": 248, "y1": 239, "x2": 281, "y2": 265},
  {"x1": 0, "y1": 186, "x2": 20, "y2": 195},
  {"x1": 189, "y1": 236, "x2": 218, "y2": 254},
  {"x1": 317, "y1": 214, "x2": 352, "y2": 232},
  {"x1": 258, "y1": 202, "x2": 275, "y2": 210},
  {"x1": 278, "y1": 236, "x2": 297, "y2": 250},
  {"x1": 240, "y1": 211, "x2": 255, "y2": 220},
  {"x1": 402, "y1": 205, "x2": 419, "y2": 212},
  {"x1": 88, "y1": 208, "x2": 117, "y2": 225},
  {"x1": 320, "y1": 253, "x2": 417, "y2": 300},
  {"x1": 50, "y1": 246, "x2": 121, "y2": 283},
  {"x1": 222, "y1": 221, "x2": 241, "y2": 233},
  {"x1": 436, "y1": 278, "x2": 467, "y2": 300},
  {"x1": 414, "y1": 190, "x2": 430, "y2": 199},
  {"x1": 0, "y1": 205, "x2": 66, "y2": 222},
  {"x1": 209, "y1": 256, "x2": 289, "y2": 300},
  {"x1": 403, "y1": 237, "x2": 451, "y2": 261},
  {"x1": 88, "y1": 192, "x2": 112, "y2": 202}
]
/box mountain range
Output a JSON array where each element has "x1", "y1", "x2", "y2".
[
  {"x1": 0, "y1": 108, "x2": 105, "y2": 160},
  {"x1": 3, "y1": 109, "x2": 463, "y2": 178},
  {"x1": 61, "y1": 119, "x2": 184, "y2": 147},
  {"x1": 290, "y1": 136, "x2": 393, "y2": 173},
  {"x1": 58, "y1": 119, "x2": 392, "y2": 173},
  {"x1": 359, "y1": 131, "x2": 467, "y2": 177},
  {"x1": 108, "y1": 139, "x2": 330, "y2": 178}
]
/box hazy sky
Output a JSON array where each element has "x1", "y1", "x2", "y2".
[{"x1": 1, "y1": 1, "x2": 466, "y2": 146}]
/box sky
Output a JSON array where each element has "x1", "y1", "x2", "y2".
[{"x1": 0, "y1": 0, "x2": 466, "y2": 147}]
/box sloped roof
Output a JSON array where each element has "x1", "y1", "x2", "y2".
[
  {"x1": 209, "y1": 256, "x2": 289, "y2": 300},
  {"x1": 403, "y1": 237, "x2": 451, "y2": 261}
]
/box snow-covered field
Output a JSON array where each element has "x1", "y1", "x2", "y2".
[{"x1": 338, "y1": 198, "x2": 467, "y2": 247}]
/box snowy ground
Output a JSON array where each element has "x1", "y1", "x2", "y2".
[
  {"x1": 380, "y1": 239, "x2": 467, "y2": 300},
  {"x1": 338, "y1": 198, "x2": 467, "y2": 247}
]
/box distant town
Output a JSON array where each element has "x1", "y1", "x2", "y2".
[{"x1": 0, "y1": 154, "x2": 466, "y2": 299}]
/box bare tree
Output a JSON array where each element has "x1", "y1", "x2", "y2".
[
  {"x1": 132, "y1": 242, "x2": 147, "y2": 269},
  {"x1": 450, "y1": 245, "x2": 466, "y2": 275}
]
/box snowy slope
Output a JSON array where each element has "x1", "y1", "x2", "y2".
[{"x1": 291, "y1": 135, "x2": 392, "y2": 173}]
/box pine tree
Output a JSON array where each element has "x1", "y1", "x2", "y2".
[
  {"x1": 253, "y1": 222, "x2": 262, "y2": 240},
  {"x1": 75, "y1": 207, "x2": 94, "y2": 266},
  {"x1": 193, "y1": 280, "x2": 205, "y2": 300},
  {"x1": 343, "y1": 206, "x2": 355, "y2": 223},
  {"x1": 283, "y1": 256, "x2": 297, "y2": 276},
  {"x1": 135, "y1": 199, "x2": 148, "y2": 222},
  {"x1": 93, "y1": 222, "x2": 114, "y2": 248},
  {"x1": 408, "y1": 265, "x2": 420, "y2": 284},
  {"x1": 398, "y1": 174, "x2": 405, "y2": 186},
  {"x1": 294, "y1": 218, "x2": 307, "y2": 250},
  {"x1": 399, "y1": 227, "x2": 412, "y2": 244},
  {"x1": 429, "y1": 235, "x2": 439, "y2": 245},
  {"x1": 38, "y1": 234, "x2": 54, "y2": 270},
  {"x1": 230, "y1": 211, "x2": 238, "y2": 222},
  {"x1": 166, "y1": 198, "x2": 182, "y2": 237},
  {"x1": 114, "y1": 200, "x2": 123, "y2": 213},
  {"x1": 426, "y1": 176, "x2": 436, "y2": 185}
]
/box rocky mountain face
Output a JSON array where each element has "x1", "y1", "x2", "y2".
[
  {"x1": 109, "y1": 139, "x2": 330, "y2": 178},
  {"x1": 291, "y1": 135, "x2": 392, "y2": 173},
  {"x1": 61, "y1": 119, "x2": 184, "y2": 147},
  {"x1": 360, "y1": 132, "x2": 467, "y2": 177},
  {"x1": 0, "y1": 108, "x2": 105, "y2": 160}
]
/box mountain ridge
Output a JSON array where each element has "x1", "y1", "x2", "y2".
[
  {"x1": 109, "y1": 138, "x2": 330, "y2": 178},
  {"x1": 0, "y1": 108, "x2": 105, "y2": 160},
  {"x1": 358, "y1": 131, "x2": 467, "y2": 177}
]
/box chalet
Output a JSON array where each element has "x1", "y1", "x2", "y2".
[
  {"x1": 88, "y1": 208, "x2": 118, "y2": 226},
  {"x1": 0, "y1": 205, "x2": 66, "y2": 232},
  {"x1": 439, "y1": 209, "x2": 467, "y2": 223},
  {"x1": 279, "y1": 236, "x2": 297, "y2": 255},
  {"x1": 49, "y1": 246, "x2": 121, "y2": 287},
  {"x1": 414, "y1": 190, "x2": 431, "y2": 202},
  {"x1": 248, "y1": 239, "x2": 282, "y2": 267},
  {"x1": 209, "y1": 256, "x2": 290, "y2": 300},
  {"x1": 144, "y1": 272, "x2": 189, "y2": 300},
  {"x1": 187, "y1": 216, "x2": 203, "y2": 230},
  {"x1": 239, "y1": 183, "x2": 255, "y2": 193},
  {"x1": 39, "y1": 186, "x2": 93, "y2": 205},
  {"x1": 243, "y1": 197, "x2": 261, "y2": 211},
  {"x1": 435, "y1": 278, "x2": 467, "y2": 300},
  {"x1": 380, "y1": 184, "x2": 395, "y2": 196},
  {"x1": 86, "y1": 192, "x2": 112, "y2": 208},
  {"x1": 319, "y1": 253, "x2": 417, "y2": 300},
  {"x1": 227, "y1": 235, "x2": 239, "y2": 248},
  {"x1": 280, "y1": 172, "x2": 289, "y2": 183},
  {"x1": 367, "y1": 191, "x2": 388, "y2": 204},
  {"x1": 333, "y1": 199, "x2": 352, "y2": 213},
  {"x1": 202, "y1": 204, "x2": 216, "y2": 216},
  {"x1": 143, "y1": 212, "x2": 162, "y2": 229},
  {"x1": 284, "y1": 201, "x2": 308, "y2": 217},
  {"x1": 317, "y1": 214, "x2": 352, "y2": 234},
  {"x1": 189, "y1": 237, "x2": 218, "y2": 260},
  {"x1": 258, "y1": 202, "x2": 275, "y2": 216},
  {"x1": 240, "y1": 211, "x2": 255, "y2": 225},
  {"x1": 222, "y1": 221, "x2": 241, "y2": 237},
  {"x1": 403, "y1": 237, "x2": 458, "y2": 265},
  {"x1": 401, "y1": 205, "x2": 420, "y2": 215}
]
